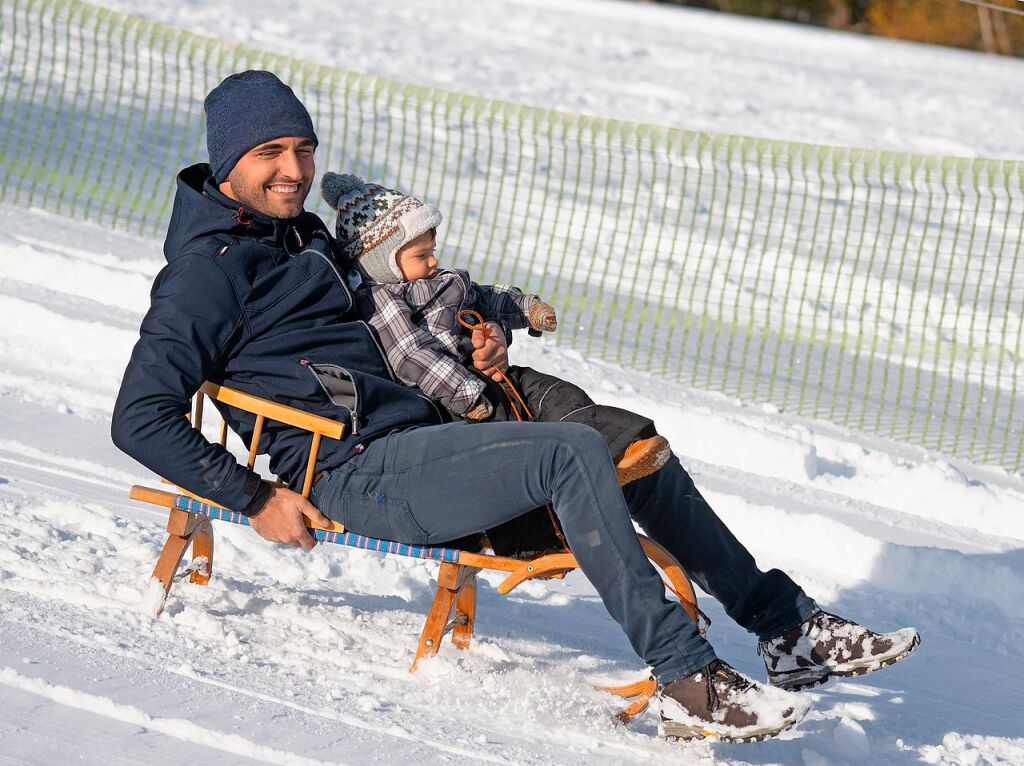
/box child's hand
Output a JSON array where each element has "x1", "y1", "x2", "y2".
[
  {"x1": 471, "y1": 321, "x2": 508, "y2": 381},
  {"x1": 465, "y1": 397, "x2": 494, "y2": 421},
  {"x1": 528, "y1": 301, "x2": 558, "y2": 332}
]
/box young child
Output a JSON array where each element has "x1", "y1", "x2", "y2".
[{"x1": 320, "y1": 173, "x2": 669, "y2": 488}]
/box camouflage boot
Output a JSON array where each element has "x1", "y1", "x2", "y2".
[{"x1": 759, "y1": 610, "x2": 920, "y2": 691}]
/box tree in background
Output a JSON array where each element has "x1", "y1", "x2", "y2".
[
  {"x1": 656, "y1": 0, "x2": 1024, "y2": 56},
  {"x1": 708, "y1": 0, "x2": 854, "y2": 26},
  {"x1": 867, "y1": 0, "x2": 1023, "y2": 55}
]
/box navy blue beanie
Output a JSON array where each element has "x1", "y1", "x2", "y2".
[{"x1": 204, "y1": 70, "x2": 319, "y2": 183}]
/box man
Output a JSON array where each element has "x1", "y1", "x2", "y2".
[{"x1": 112, "y1": 70, "x2": 919, "y2": 743}]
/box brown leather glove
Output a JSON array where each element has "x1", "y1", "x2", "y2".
[
  {"x1": 528, "y1": 300, "x2": 558, "y2": 332},
  {"x1": 464, "y1": 397, "x2": 494, "y2": 421}
]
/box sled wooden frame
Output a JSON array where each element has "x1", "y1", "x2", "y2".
[{"x1": 129, "y1": 381, "x2": 705, "y2": 722}]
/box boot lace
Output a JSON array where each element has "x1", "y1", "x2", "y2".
[
  {"x1": 817, "y1": 611, "x2": 846, "y2": 629},
  {"x1": 703, "y1": 660, "x2": 753, "y2": 712},
  {"x1": 758, "y1": 610, "x2": 829, "y2": 657}
]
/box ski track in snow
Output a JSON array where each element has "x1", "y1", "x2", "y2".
[{"x1": 2, "y1": 202, "x2": 1023, "y2": 764}]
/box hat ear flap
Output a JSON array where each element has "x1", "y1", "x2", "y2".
[{"x1": 320, "y1": 172, "x2": 366, "y2": 209}]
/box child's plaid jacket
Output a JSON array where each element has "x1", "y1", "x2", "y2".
[{"x1": 356, "y1": 268, "x2": 538, "y2": 417}]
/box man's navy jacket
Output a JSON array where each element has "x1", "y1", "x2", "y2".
[{"x1": 111, "y1": 164, "x2": 444, "y2": 514}]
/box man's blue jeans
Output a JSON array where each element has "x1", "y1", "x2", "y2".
[{"x1": 311, "y1": 420, "x2": 817, "y2": 682}]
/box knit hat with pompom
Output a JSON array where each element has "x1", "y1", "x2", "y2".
[{"x1": 320, "y1": 172, "x2": 442, "y2": 284}]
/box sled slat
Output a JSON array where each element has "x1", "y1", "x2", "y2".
[{"x1": 200, "y1": 381, "x2": 344, "y2": 439}]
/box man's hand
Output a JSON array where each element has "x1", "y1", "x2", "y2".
[
  {"x1": 248, "y1": 485, "x2": 332, "y2": 550},
  {"x1": 471, "y1": 321, "x2": 509, "y2": 382}
]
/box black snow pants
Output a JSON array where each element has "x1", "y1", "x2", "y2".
[{"x1": 487, "y1": 365, "x2": 656, "y2": 459}]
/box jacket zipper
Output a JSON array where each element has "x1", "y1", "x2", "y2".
[
  {"x1": 301, "y1": 360, "x2": 360, "y2": 435},
  {"x1": 303, "y1": 240, "x2": 353, "y2": 307},
  {"x1": 355, "y1": 319, "x2": 398, "y2": 381},
  {"x1": 421, "y1": 394, "x2": 445, "y2": 424}
]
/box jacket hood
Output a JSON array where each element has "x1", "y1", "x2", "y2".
[{"x1": 163, "y1": 163, "x2": 325, "y2": 262}]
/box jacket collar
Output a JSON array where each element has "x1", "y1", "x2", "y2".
[{"x1": 163, "y1": 163, "x2": 328, "y2": 263}]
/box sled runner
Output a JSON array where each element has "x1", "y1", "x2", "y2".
[{"x1": 129, "y1": 381, "x2": 707, "y2": 722}]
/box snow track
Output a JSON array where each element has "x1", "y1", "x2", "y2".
[{"x1": 1, "y1": 203, "x2": 1022, "y2": 763}]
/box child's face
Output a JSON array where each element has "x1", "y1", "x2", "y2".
[{"x1": 397, "y1": 229, "x2": 438, "y2": 281}]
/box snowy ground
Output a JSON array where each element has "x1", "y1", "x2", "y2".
[
  {"x1": 2, "y1": 204, "x2": 1023, "y2": 765},
  {"x1": 91, "y1": 0, "x2": 1024, "y2": 159},
  {"x1": 3, "y1": 0, "x2": 1024, "y2": 764}
]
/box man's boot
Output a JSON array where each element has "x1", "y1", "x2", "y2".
[
  {"x1": 658, "y1": 660, "x2": 807, "y2": 742},
  {"x1": 759, "y1": 610, "x2": 921, "y2": 691},
  {"x1": 615, "y1": 435, "x2": 671, "y2": 486}
]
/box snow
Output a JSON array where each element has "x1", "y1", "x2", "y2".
[
  {"x1": 3, "y1": 203, "x2": 1023, "y2": 764},
  {"x1": 2, "y1": 0, "x2": 1023, "y2": 764},
  {"x1": 90, "y1": 0, "x2": 1024, "y2": 159}
]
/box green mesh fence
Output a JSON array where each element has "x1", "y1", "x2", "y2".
[{"x1": 2, "y1": 0, "x2": 1021, "y2": 474}]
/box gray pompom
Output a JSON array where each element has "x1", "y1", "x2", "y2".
[{"x1": 320, "y1": 172, "x2": 365, "y2": 209}]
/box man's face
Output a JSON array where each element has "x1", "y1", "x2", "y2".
[{"x1": 218, "y1": 136, "x2": 315, "y2": 219}]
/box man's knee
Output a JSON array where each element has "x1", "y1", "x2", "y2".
[{"x1": 546, "y1": 421, "x2": 613, "y2": 470}]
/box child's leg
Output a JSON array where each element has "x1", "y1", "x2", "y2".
[
  {"x1": 502, "y1": 366, "x2": 670, "y2": 485},
  {"x1": 505, "y1": 366, "x2": 654, "y2": 459}
]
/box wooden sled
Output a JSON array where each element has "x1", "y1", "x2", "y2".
[{"x1": 129, "y1": 382, "x2": 709, "y2": 723}]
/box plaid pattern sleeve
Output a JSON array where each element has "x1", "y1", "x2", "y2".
[
  {"x1": 366, "y1": 283, "x2": 486, "y2": 416},
  {"x1": 464, "y1": 273, "x2": 537, "y2": 332}
]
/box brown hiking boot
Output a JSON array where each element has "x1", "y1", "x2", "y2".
[
  {"x1": 615, "y1": 435, "x2": 671, "y2": 486},
  {"x1": 759, "y1": 610, "x2": 921, "y2": 691},
  {"x1": 658, "y1": 660, "x2": 807, "y2": 743}
]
